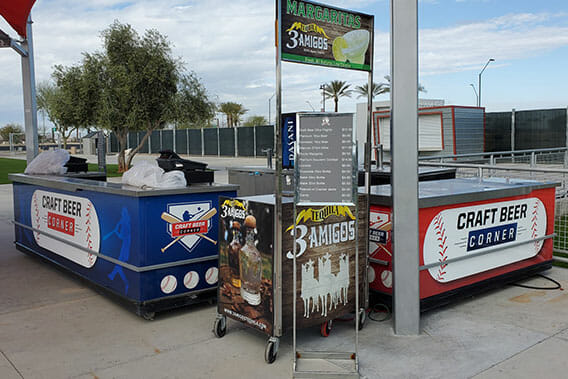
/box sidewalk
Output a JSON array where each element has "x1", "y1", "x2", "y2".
[{"x1": 1, "y1": 176, "x2": 568, "y2": 378}]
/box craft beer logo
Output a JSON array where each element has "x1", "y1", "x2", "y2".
[
  {"x1": 165, "y1": 201, "x2": 214, "y2": 252},
  {"x1": 281, "y1": 0, "x2": 373, "y2": 71},
  {"x1": 31, "y1": 190, "x2": 99, "y2": 268},
  {"x1": 423, "y1": 198, "x2": 546, "y2": 283},
  {"x1": 369, "y1": 210, "x2": 391, "y2": 246},
  {"x1": 286, "y1": 205, "x2": 356, "y2": 259}
]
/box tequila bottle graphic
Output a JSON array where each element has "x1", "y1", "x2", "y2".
[
  {"x1": 227, "y1": 221, "x2": 242, "y2": 288},
  {"x1": 239, "y1": 215, "x2": 262, "y2": 306}
]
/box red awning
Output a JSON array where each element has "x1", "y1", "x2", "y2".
[{"x1": 0, "y1": 0, "x2": 37, "y2": 38}]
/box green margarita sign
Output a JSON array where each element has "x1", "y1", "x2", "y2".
[{"x1": 279, "y1": 0, "x2": 374, "y2": 71}]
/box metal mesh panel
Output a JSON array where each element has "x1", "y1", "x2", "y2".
[
  {"x1": 150, "y1": 130, "x2": 161, "y2": 153},
  {"x1": 219, "y1": 128, "x2": 235, "y2": 156},
  {"x1": 176, "y1": 129, "x2": 188, "y2": 154},
  {"x1": 109, "y1": 133, "x2": 119, "y2": 153},
  {"x1": 128, "y1": 132, "x2": 137, "y2": 150},
  {"x1": 237, "y1": 127, "x2": 255, "y2": 156},
  {"x1": 138, "y1": 131, "x2": 149, "y2": 153},
  {"x1": 255, "y1": 126, "x2": 274, "y2": 157},
  {"x1": 189, "y1": 129, "x2": 202, "y2": 155},
  {"x1": 485, "y1": 112, "x2": 511, "y2": 152},
  {"x1": 203, "y1": 128, "x2": 218, "y2": 155},
  {"x1": 162, "y1": 130, "x2": 174, "y2": 151},
  {"x1": 515, "y1": 109, "x2": 566, "y2": 150}
]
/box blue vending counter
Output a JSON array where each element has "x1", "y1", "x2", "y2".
[{"x1": 10, "y1": 174, "x2": 237, "y2": 318}]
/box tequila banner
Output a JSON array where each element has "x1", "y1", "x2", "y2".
[{"x1": 279, "y1": 0, "x2": 374, "y2": 71}]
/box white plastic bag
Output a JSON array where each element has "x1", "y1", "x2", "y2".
[
  {"x1": 24, "y1": 149, "x2": 70, "y2": 175},
  {"x1": 160, "y1": 170, "x2": 187, "y2": 188},
  {"x1": 122, "y1": 160, "x2": 186, "y2": 189}
]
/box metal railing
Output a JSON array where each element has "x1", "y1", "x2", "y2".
[{"x1": 416, "y1": 148, "x2": 568, "y2": 257}]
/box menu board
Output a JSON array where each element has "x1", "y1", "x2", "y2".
[{"x1": 296, "y1": 113, "x2": 355, "y2": 204}]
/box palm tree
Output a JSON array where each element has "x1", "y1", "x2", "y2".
[
  {"x1": 354, "y1": 81, "x2": 389, "y2": 99},
  {"x1": 323, "y1": 80, "x2": 352, "y2": 112},
  {"x1": 219, "y1": 102, "x2": 248, "y2": 127}
]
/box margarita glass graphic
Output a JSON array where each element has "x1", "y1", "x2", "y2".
[{"x1": 332, "y1": 29, "x2": 370, "y2": 64}]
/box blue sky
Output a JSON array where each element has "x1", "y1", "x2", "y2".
[{"x1": 0, "y1": 0, "x2": 567, "y2": 129}]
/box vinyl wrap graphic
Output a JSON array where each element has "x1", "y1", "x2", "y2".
[
  {"x1": 31, "y1": 190, "x2": 99, "y2": 268},
  {"x1": 14, "y1": 181, "x2": 236, "y2": 303},
  {"x1": 423, "y1": 197, "x2": 547, "y2": 283}
]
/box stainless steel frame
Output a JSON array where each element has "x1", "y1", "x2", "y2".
[{"x1": 292, "y1": 112, "x2": 360, "y2": 377}]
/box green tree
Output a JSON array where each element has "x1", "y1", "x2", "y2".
[
  {"x1": 323, "y1": 80, "x2": 352, "y2": 112},
  {"x1": 171, "y1": 73, "x2": 216, "y2": 129},
  {"x1": 0, "y1": 123, "x2": 23, "y2": 143},
  {"x1": 219, "y1": 102, "x2": 248, "y2": 127},
  {"x1": 36, "y1": 80, "x2": 76, "y2": 149},
  {"x1": 85, "y1": 21, "x2": 181, "y2": 171},
  {"x1": 243, "y1": 115, "x2": 268, "y2": 127}
]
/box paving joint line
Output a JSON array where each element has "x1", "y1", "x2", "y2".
[
  {"x1": 472, "y1": 327, "x2": 568, "y2": 377},
  {"x1": 1, "y1": 349, "x2": 24, "y2": 379}
]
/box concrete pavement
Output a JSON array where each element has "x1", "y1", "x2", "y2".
[{"x1": 1, "y1": 157, "x2": 568, "y2": 378}]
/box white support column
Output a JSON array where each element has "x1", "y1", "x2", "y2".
[{"x1": 391, "y1": 0, "x2": 420, "y2": 335}]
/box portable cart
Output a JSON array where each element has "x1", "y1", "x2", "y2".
[
  {"x1": 10, "y1": 174, "x2": 237, "y2": 319},
  {"x1": 213, "y1": 194, "x2": 367, "y2": 363},
  {"x1": 368, "y1": 177, "x2": 557, "y2": 310}
]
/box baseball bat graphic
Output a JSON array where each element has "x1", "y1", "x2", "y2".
[{"x1": 160, "y1": 208, "x2": 217, "y2": 252}]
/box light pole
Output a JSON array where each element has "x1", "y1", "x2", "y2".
[
  {"x1": 478, "y1": 58, "x2": 494, "y2": 107},
  {"x1": 469, "y1": 84, "x2": 478, "y2": 107},
  {"x1": 319, "y1": 84, "x2": 326, "y2": 111},
  {"x1": 268, "y1": 93, "x2": 275, "y2": 125},
  {"x1": 305, "y1": 101, "x2": 315, "y2": 111}
]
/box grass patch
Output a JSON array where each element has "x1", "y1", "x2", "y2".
[
  {"x1": 0, "y1": 158, "x2": 27, "y2": 184},
  {"x1": 0, "y1": 158, "x2": 121, "y2": 184},
  {"x1": 87, "y1": 163, "x2": 122, "y2": 177}
]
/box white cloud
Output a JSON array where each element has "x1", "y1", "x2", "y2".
[{"x1": 0, "y1": 2, "x2": 567, "y2": 127}]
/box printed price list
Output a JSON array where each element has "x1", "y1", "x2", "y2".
[{"x1": 297, "y1": 114, "x2": 354, "y2": 204}]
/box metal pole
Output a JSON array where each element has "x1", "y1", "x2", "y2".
[
  {"x1": 470, "y1": 84, "x2": 478, "y2": 107},
  {"x1": 391, "y1": 0, "x2": 420, "y2": 335},
  {"x1": 186, "y1": 129, "x2": 190, "y2": 157},
  {"x1": 275, "y1": 0, "x2": 283, "y2": 341},
  {"x1": 511, "y1": 108, "x2": 516, "y2": 158},
  {"x1": 478, "y1": 58, "x2": 494, "y2": 108},
  {"x1": 201, "y1": 128, "x2": 204, "y2": 156},
  {"x1": 364, "y1": 16, "x2": 375, "y2": 315},
  {"x1": 173, "y1": 127, "x2": 176, "y2": 153},
  {"x1": 21, "y1": 15, "x2": 39, "y2": 163},
  {"x1": 269, "y1": 93, "x2": 275, "y2": 125},
  {"x1": 234, "y1": 127, "x2": 238, "y2": 157},
  {"x1": 253, "y1": 126, "x2": 257, "y2": 157}
]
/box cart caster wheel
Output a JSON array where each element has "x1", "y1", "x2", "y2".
[
  {"x1": 265, "y1": 337, "x2": 279, "y2": 364},
  {"x1": 320, "y1": 320, "x2": 333, "y2": 337},
  {"x1": 213, "y1": 315, "x2": 227, "y2": 338},
  {"x1": 142, "y1": 311, "x2": 155, "y2": 321},
  {"x1": 358, "y1": 308, "x2": 366, "y2": 330}
]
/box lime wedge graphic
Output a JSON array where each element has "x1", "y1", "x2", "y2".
[{"x1": 332, "y1": 36, "x2": 348, "y2": 62}]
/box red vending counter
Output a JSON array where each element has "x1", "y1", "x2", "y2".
[{"x1": 368, "y1": 177, "x2": 557, "y2": 309}]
